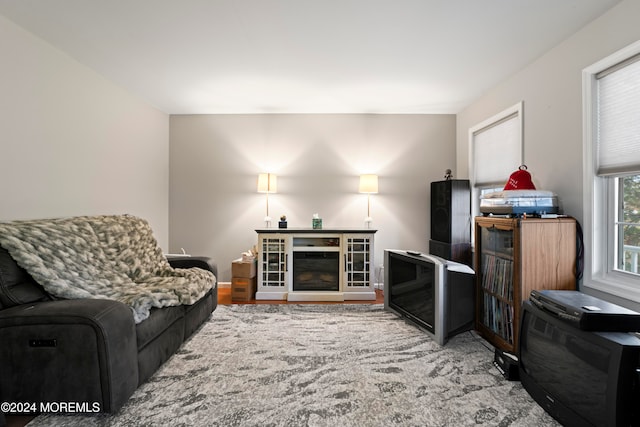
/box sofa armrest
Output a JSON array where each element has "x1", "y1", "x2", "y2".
[
  {"x1": 167, "y1": 256, "x2": 217, "y2": 278},
  {"x1": 0, "y1": 299, "x2": 138, "y2": 413}
]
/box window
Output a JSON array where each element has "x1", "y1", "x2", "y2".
[
  {"x1": 616, "y1": 175, "x2": 640, "y2": 275},
  {"x1": 469, "y1": 102, "x2": 524, "y2": 216},
  {"x1": 583, "y1": 40, "x2": 640, "y2": 301}
]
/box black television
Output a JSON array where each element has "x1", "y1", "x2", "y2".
[
  {"x1": 383, "y1": 249, "x2": 475, "y2": 345},
  {"x1": 519, "y1": 300, "x2": 640, "y2": 427}
]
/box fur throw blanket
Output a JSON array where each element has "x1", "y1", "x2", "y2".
[{"x1": 0, "y1": 215, "x2": 216, "y2": 323}]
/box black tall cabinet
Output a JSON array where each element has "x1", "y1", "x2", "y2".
[{"x1": 429, "y1": 179, "x2": 471, "y2": 266}]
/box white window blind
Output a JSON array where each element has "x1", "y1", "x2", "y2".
[
  {"x1": 596, "y1": 54, "x2": 640, "y2": 176},
  {"x1": 472, "y1": 105, "x2": 522, "y2": 187}
]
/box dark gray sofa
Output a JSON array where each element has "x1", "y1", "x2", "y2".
[{"x1": 0, "y1": 247, "x2": 217, "y2": 415}]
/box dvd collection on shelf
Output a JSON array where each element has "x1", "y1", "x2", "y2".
[
  {"x1": 480, "y1": 253, "x2": 515, "y2": 344},
  {"x1": 481, "y1": 254, "x2": 514, "y2": 301},
  {"x1": 482, "y1": 294, "x2": 515, "y2": 344}
]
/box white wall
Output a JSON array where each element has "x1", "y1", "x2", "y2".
[
  {"x1": 170, "y1": 114, "x2": 455, "y2": 281},
  {"x1": 0, "y1": 15, "x2": 170, "y2": 248},
  {"x1": 456, "y1": 0, "x2": 640, "y2": 308}
]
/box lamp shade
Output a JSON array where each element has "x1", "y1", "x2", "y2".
[
  {"x1": 359, "y1": 174, "x2": 378, "y2": 194},
  {"x1": 257, "y1": 173, "x2": 277, "y2": 193}
]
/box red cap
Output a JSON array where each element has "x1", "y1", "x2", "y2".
[{"x1": 504, "y1": 165, "x2": 536, "y2": 190}]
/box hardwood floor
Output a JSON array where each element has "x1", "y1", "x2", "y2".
[{"x1": 218, "y1": 286, "x2": 385, "y2": 305}]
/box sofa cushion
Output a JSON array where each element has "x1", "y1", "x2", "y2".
[
  {"x1": 184, "y1": 288, "x2": 216, "y2": 339},
  {"x1": 0, "y1": 246, "x2": 51, "y2": 309},
  {"x1": 135, "y1": 305, "x2": 185, "y2": 351},
  {"x1": 137, "y1": 317, "x2": 184, "y2": 385}
]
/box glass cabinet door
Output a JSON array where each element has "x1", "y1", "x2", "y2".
[
  {"x1": 261, "y1": 237, "x2": 287, "y2": 288},
  {"x1": 344, "y1": 235, "x2": 372, "y2": 289},
  {"x1": 478, "y1": 224, "x2": 515, "y2": 345}
]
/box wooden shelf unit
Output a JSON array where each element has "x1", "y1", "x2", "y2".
[{"x1": 474, "y1": 216, "x2": 577, "y2": 353}]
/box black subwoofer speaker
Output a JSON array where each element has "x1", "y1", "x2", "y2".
[{"x1": 430, "y1": 179, "x2": 471, "y2": 265}]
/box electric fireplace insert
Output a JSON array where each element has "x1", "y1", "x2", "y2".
[{"x1": 292, "y1": 237, "x2": 340, "y2": 292}]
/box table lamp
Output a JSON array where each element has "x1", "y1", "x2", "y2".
[
  {"x1": 359, "y1": 174, "x2": 378, "y2": 228},
  {"x1": 257, "y1": 173, "x2": 277, "y2": 227}
]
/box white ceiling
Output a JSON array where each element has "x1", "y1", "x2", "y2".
[{"x1": 0, "y1": 0, "x2": 621, "y2": 114}]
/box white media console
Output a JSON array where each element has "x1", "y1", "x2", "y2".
[{"x1": 255, "y1": 229, "x2": 376, "y2": 301}]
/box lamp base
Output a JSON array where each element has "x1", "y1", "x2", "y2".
[
  {"x1": 364, "y1": 217, "x2": 373, "y2": 228},
  {"x1": 264, "y1": 216, "x2": 272, "y2": 228}
]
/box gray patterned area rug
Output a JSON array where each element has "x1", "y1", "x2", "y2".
[{"x1": 29, "y1": 304, "x2": 558, "y2": 427}]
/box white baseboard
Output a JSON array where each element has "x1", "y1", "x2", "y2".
[{"x1": 374, "y1": 283, "x2": 384, "y2": 290}]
